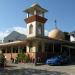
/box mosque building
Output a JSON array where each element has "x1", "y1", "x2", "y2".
[{"x1": 0, "y1": 4, "x2": 75, "y2": 62}]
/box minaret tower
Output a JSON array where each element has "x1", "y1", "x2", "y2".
[{"x1": 24, "y1": 4, "x2": 48, "y2": 38}]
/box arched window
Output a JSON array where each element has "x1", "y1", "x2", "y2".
[
  {"x1": 29, "y1": 24, "x2": 33, "y2": 34},
  {"x1": 38, "y1": 24, "x2": 42, "y2": 35}
]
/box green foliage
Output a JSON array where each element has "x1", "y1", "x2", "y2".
[
  {"x1": 0, "y1": 53, "x2": 5, "y2": 66},
  {"x1": 16, "y1": 53, "x2": 30, "y2": 63}
]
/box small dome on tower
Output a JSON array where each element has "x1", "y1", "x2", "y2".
[{"x1": 48, "y1": 28, "x2": 65, "y2": 40}]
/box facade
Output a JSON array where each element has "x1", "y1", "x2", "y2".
[
  {"x1": 0, "y1": 4, "x2": 75, "y2": 62},
  {"x1": 70, "y1": 31, "x2": 75, "y2": 42}
]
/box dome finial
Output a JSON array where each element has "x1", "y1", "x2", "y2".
[{"x1": 54, "y1": 20, "x2": 57, "y2": 28}]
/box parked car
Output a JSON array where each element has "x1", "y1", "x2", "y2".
[{"x1": 46, "y1": 55, "x2": 70, "y2": 65}]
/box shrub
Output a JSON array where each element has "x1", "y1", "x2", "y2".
[
  {"x1": 16, "y1": 53, "x2": 30, "y2": 63},
  {"x1": 0, "y1": 53, "x2": 5, "y2": 67}
]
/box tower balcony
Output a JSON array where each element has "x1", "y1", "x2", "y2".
[{"x1": 25, "y1": 15, "x2": 47, "y2": 24}]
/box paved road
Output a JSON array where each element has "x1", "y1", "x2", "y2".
[{"x1": 0, "y1": 63, "x2": 75, "y2": 75}]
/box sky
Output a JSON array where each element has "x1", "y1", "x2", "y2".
[{"x1": 0, "y1": 0, "x2": 75, "y2": 40}]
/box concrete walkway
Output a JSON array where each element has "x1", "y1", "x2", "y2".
[{"x1": 0, "y1": 63, "x2": 75, "y2": 75}]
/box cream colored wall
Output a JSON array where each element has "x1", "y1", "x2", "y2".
[
  {"x1": 70, "y1": 36, "x2": 75, "y2": 42},
  {"x1": 26, "y1": 42, "x2": 38, "y2": 53},
  {"x1": 27, "y1": 21, "x2": 37, "y2": 38},
  {"x1": 4, "y1": 53, "x2": 17, "y2": 62},
  {"x1": 32, "y1": 41, "x2": 45, "y2": 52},
  {"x1": 32, "y1": 42, "x2": 37, "y2": 52},
  {"x1": 27, "y1": 21, "x2": 44, "y2": 38},
  {"x1": 26, "y1": 20, "x2": 45, "y2": 53},
  {"x1": 26, "y1": 44, "x2": 29, "y2": 52}
]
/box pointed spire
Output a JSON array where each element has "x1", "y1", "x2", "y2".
[{"x1": 54, "y1": 20, "x2": 57, "y2": 28}]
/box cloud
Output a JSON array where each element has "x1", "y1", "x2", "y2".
[
  {"x1": 0, "y1": 26, "x2": 27, "y2": 40},
  {"x1": 45, "y1": 29, "x2": 49, "y2": 36},
  {"x1": 12, "y1": 26, "x2": 27, "y2": 35},
  {"x1": 0, "y1": 30, "x2": 10, "y2": 40},
  {"x1": 0, "y1": 26, "x2": 49, "y2": 40}
]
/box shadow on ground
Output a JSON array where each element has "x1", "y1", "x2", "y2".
[{"x1": 0, "y1": 68, "x2": 69, "y2": 75}]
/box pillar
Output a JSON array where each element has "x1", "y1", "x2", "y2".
[
  {"x1": 26, "y1": 43, "x2": 30, "y2": 53},
  {"x1": 5, "y1": 48, "x2": 7, "y2": 53},
  {"x1": 27, "y1": 13, "x2": 29, "y2": 18},
  {"x1": 61, "y1": 45, "x2": 62, "y2": 54},
  {"x1": 0, "y1": 49, "x2": 2, "y2": 54},
  {"x1": 53, "y1": 43, "x2": 54, "y2": 54},
  {"x1": 18, "y1": 46, "x2": 21, "y2": 53},
  {"x1": 69, "y1": 48, "x2": 70, "y2": 57},
  {"x1": 11, "y1": 47, "x2": 13, "y2": 59},
  {"x1": 34, "y1": 10, "x2": 37, "y2": 15}
]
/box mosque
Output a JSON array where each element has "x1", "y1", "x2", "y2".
[{"x1": 0, "y1": 4, "x2": 75, "y2": 62}]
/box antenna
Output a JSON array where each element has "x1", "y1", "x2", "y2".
[{"x1": 54, "y1": 20, "x2": 57, "y2": 28}]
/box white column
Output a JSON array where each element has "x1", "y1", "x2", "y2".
[
  {"x1": 26, "y1": 43, "x2": 29, "y2": 53},
  {"x1": 34, "y1": 10, "x2": 37, "y2": 15},
  {"x1": 27, "y1": 13, "x2": 29, "y2": 18}
]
